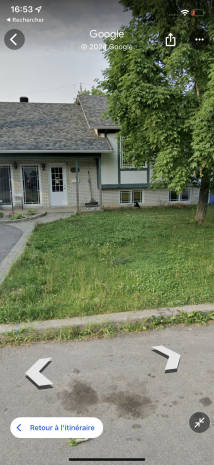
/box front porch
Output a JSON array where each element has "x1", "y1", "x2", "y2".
[{"x1": 0, "y1": 155, "x2": 102, "y2": 211}]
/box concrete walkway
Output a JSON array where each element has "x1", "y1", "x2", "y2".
[
  {"x1": 0, "y1": 212, "x2": 74, "y2": 286},
  {"x1": 0, "y1": 224, "x2": 23, "y2": 263}
]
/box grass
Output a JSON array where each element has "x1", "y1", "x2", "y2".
[
  {"x1": 0, "y1": 206, "x2": 214, "y2": 326},
  {"x1": 1, "y1": 310, "x2": 214, "y2": 347}
]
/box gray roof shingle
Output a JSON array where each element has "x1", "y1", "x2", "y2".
[
  {"x1": 78, "y1": 95, "x2": 120, "y2": 129},
  {"x1": 0, "y1": 102, "x2": 113, "y2": 152}
]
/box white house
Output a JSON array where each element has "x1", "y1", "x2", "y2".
[{"x1": 0, "y1": 95, "x2": 199, "y2": 210}]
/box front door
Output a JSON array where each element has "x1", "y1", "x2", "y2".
[{"x1": 49, "y1": 164, "x2": 67, "y2": 206}]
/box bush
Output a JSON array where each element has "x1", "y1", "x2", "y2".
[
  {"x1": 11, "y1": 214, "x2": 24, "y2": 220},
  {"x1": 27, "y1": 209, "x2": 36, "y2": 216},
  {"x1": 0, "y1": 211, "x2": 4, "y2": 218}
]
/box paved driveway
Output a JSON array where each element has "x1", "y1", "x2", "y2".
[{"x1": 0, "y1": 224, "x2": 23, "y2": 264}]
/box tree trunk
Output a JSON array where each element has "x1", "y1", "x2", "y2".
[{"x1": 194, "y1": 176, "x2": 210, "y2": 223}]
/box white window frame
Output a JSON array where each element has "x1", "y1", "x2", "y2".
[
  {"x1": 133, "y1": 190, "x2": 143, "y2": 203},
  {"x1": 119, "y1": 190, "x2": 144, "y2": 205},
  {"x1": 119, "y1": 136, "x2": 146, "y2": 169},
  {"x1": 169, "y1": 188, "x2": 191, "y2": 203},
  {"x1": 120, "y1": 190, "x2": 132, "y2": 204}
]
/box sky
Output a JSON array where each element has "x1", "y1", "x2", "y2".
[{"x1": 0, "y1": 0, "x2": 132, "y2": 103}]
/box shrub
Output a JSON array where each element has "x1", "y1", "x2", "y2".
[
  {"x1": 11, "y1": 214, "x2": 24, "y2": 220},
  {"x1": 0, "y1": 211, "x2": 4, "y2": 218},
  {"x1": 27, "y1": 209, "x2": 36, "y2": 216}
]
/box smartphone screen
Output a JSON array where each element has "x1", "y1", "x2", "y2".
[
  {"x1": 1, "y1": 2, "x2": 214, "y2": 465},
  {"x1": 1, "y1": 1, "x2": 132, "y2": 103}
]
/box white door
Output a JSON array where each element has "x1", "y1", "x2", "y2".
[{"x1": 49, "y1": 164, "x2": 67, "y2": 206}]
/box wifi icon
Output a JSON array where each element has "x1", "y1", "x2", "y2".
[{"x1": 181, "y1": 9, "x2": 189, "y2": 16}]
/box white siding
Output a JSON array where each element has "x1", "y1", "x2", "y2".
[
  {"x1": 101, "y1": 133, "x2": 118, "y2": 184},
  {"x1": 149, "y1": 166, "x2": 153, "y2": 183},
  {"x1": 120, "y1": 170, "x2": 147, "y2": 184},
  {"x1": 101, "y1": 133, "x2": 149, "y2": 185}
]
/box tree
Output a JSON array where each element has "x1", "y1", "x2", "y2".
[
  {"x1": 98, "y1": 0, "x2": 214, "y2": 222},
  {"x1": 74, "y1": 85, "x2": 106, "y2": 103},
  {"x1": 78, "y1": 85, "x2": 106, "y2": 96}
]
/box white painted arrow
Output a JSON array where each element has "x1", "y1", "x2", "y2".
[
  {"x1": 10, "y1": 34, "x2": 17, "y2": 46},
  {"x1": 25, "y1": 358, "x2": 53, "y2": 387},
  {"x1": 152, "y1": 346, "x2": 180, "y2": 372}
]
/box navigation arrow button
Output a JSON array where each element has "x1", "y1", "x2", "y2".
[
  {"x1": 17, "y1": 424, "x2": 21, "y2": 432},
  {"x1": 152, "y1": 345, "x2": 180, "y2": 373},
  {"x1": 10, "y1": 34, "x2": 17, "y2": 46},
  {"x1": 25, "y1": 358, "x2": 53, "y2": 389},
  {"x1": 4, "y1": 29, "x2": 25, "y2": 50}
]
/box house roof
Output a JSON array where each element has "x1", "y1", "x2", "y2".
[
  {"x1": 0, "y1": 102, "x2": 114, "y2": 152},
  {"x1": 78, "y1": 95, "x2": 120, "y2": 129}
]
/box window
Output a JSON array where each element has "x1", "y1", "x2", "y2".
[
  {"x1": 169, "y1": 191, "x2": 178, "y2": 202},
  {"x1": 120, "y1": 190, "x2": 143, "y2": 204},
  {"x1": 169, "y1": 189, "x2": 190, "y2": 202},
  {"x1": 133, "y1": 190, "x2": 142, "y2": 203},
  {"x1": 22, "y1": 166, "x2": 40, "y2": 204},
  {"x1": 0, "y1": 166, "x2": 12, "y2": 205},
  {"x1": 181, "y1": 189, "x2": 190, "y2": 201},
  {"x1": 51, "y1": 167, "x2": 63, "y2": 192},
  {"x1": 120, "y1": 191, "x2": 132, "y2": 204},
  {"x1": 119, "y1": 136, "x2": 146, "y2": 169}
]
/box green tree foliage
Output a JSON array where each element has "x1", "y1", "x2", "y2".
[
  {"x1": 79, "y1": 85, "x2": 106, "y2": 96},
  {"x1": 74, "y1": 85, "x2": 106, "y2": 103},
  {"x1": 98, "y1": 0, "x2": 214, "y2": 221}
]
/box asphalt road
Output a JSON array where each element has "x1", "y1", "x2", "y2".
[
  {"x1": 1, "y1": 322, "x2": 214, "y2": 465},
  {"x1": 0, "y1": 224, "x2": 23, "y2": 263}
]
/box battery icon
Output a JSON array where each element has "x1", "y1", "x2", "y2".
[{"x1": 191, "y1": 9, "x2": 205, "y2": 16}]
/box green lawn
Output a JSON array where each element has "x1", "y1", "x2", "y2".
[{"x1": 0, "y1": 206, "x2": 214, "y2": 325}]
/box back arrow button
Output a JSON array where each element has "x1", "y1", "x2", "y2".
[
  {"x1": 4, "y1": 29, "x2": 25, "y2": 50},
  {"x1": 10, "y1": 34, "x2": 17, "y2": 46},
  {"x1": 17, "y1": 424, "x2": 21, "y2": 432}
]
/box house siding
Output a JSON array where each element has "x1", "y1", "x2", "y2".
[
  {"x1": 0, "y1": 157, "x2": 100, "y2": 208},
  {"x1": 102, "y1": 187, "x2": 200, "y2": 208},
  {"x1": 0, "y1": 155, "x2": 200, "y2": 209},
  {"x1": 120, "y1": 170, "x2": 148, "y2": 184},
  {"x1": 191, "y1": 187, "x2": 200, "y2": 204},
  {"x1": 101, "y1": 134, "x2": 118, "y2": 185}
]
